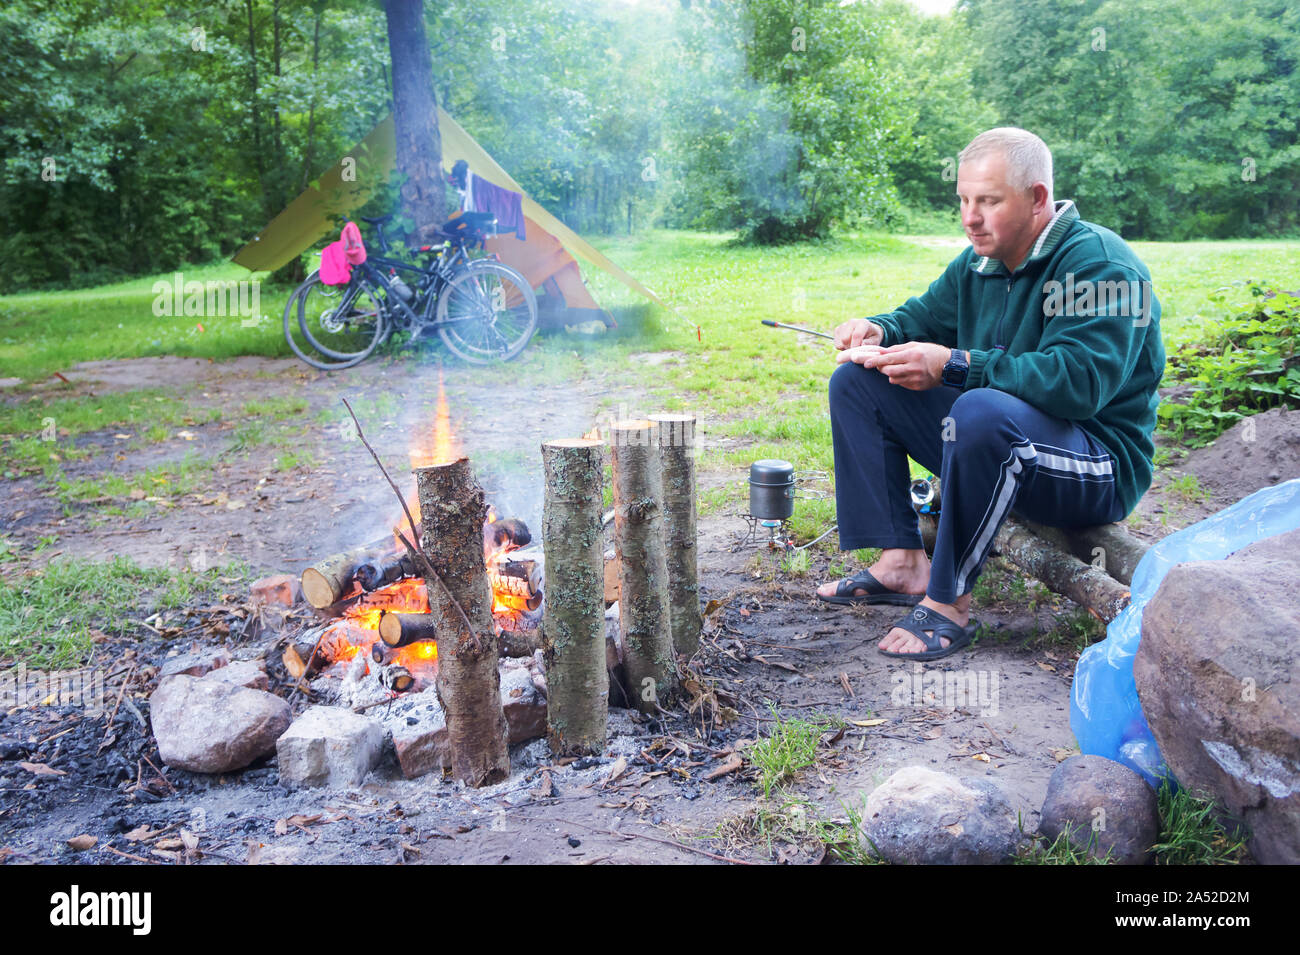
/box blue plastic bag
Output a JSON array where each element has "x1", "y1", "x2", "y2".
[{"x1": 1070, "y1": 478, "x2": 1300, "y2": 786}]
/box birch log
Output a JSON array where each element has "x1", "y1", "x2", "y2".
[
  {"x1": 609, "y1": 420, "x2": 679, "y2": 713},
  {"x1": 649, "y1": 414, "x2": 702, "y2": 659},
  {"x1": 541, "y1": 438, "x2": 608, "y2": 755},
  {"x1": 415, "y1": 458, "x2": 509, "y2": 787}
]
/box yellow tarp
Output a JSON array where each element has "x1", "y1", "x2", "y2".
[{"x1": 232, "y1": 109, "x2": 667, "y2": 311}]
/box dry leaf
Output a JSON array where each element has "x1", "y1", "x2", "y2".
[
  {"x1": 180, "y1": 829, "x2": 200, "y2": 851},
  {"x1": 19, "y1": 762, "x2": 65, "y2": 777},
  {"x1": 703, "y1": 599, "x2": 725, "y2": 617},
  {"x1": 282, "y1": 645, "x2": 306, "y2": 679},
  {"x1": 123, "y1": 825, "x2": 156, "y2": 842},
  {"x1": 738, "y1": 607, "x2": 751, "y2": 617},
  {"x1": 971, "y1": 752, "x2": 992, "y2": 763},
  {"x1": 600, "y1": 756, "x2": 628, "y2": 787},
  {"x1": 128, "y1": 488, "x2": 146, "y2": 500},
  {"x1": 287, "y1": 814, "x2": 322, "y2": 828},
  {"x1": 155, "y1": 837, "x2": 184, "y2": 850},
  {"x1": 274, "y1": 818, "x2": 289, "y2": 837},
  {"x1": 66, "y1": 834, "x2": 97, "y2": 851},
  {"x1": 1035, "y1": 661, "x2": 1056, "y2": 672},
  {"x1": 851, "y1": 718, "x2": 887, "y2": 727}
]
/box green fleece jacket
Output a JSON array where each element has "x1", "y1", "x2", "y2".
[{"x1": 869, "y1": 200, "x2": 1166, "y2": 517}]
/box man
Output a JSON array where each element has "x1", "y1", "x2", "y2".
[{"x1": 816, "y1": 127, "x2": 1165, "y2": 660}]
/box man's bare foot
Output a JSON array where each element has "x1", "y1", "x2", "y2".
[
  {"x1": 815, "y1": 549, "x2": 930, "y2": 600},
  {"x1": 877, "y1": 594, "x2": 972, "y2": 654}
]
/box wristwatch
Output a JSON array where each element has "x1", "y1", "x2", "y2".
[{"x1": 942, "y1": 349, "x2": 969, "y2": 389}]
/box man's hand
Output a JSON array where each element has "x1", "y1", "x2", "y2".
[
  {"x1": 836, "y1": 341, "x2": 957, "y2": 391},
  {"x1": 833, "y1": 318, "x2": 884, "y2": 351}
]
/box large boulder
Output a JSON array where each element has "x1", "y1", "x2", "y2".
[
  {"x1": 150, "y1": 676, "x2": 292, "y2": 774},
  {"x1": 1039, "y1": 755, "x2": 1160, "y2": 864},
  {"x1": 1134, "y1": 527, "x2": 1300, "y2": 864},
  {"x1": 276, "y1": 706, "x2": 384, "y2": 789},
  {"x1": 858, "y1": 766, "x2": 1021, "y2": 864}
]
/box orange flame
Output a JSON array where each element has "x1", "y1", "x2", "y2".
[{"x1": 409, "y1": 368, "x2": 460, "y2": 469}]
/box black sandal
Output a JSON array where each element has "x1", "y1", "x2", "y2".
[
  {"x1": 878, "y1": 605, "x2": 978, "y2": 661},
  {"x1": 816, "y1": 569, "x2": 923, "y2": 607}
]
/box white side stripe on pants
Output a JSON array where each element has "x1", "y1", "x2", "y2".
[{"x1": 955, "y1": 442, "x2": 1036, "y2": 595}]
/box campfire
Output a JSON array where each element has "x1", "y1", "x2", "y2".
[
  {"x1": 295, "y1": 373, "x2": 542, "y2": 694},
  {"x1": 298, "y1": 515, "x2": 540, "y2": 693}
]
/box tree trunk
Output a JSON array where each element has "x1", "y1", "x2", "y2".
[
  {"x1": 383, "y1": 0, "x2": 447, "y2": 244},
  {"x1": 609, "y1": 421, "x2": 679, "y2": 713},
  {"x1": 415, "y1": 459, "x2": 509, "y2": 787},
  {"x1": 994, "y1": 519, "x2": 1132, "y2": 623},
  {"x1": 648, "y1": 415, "x2": 701, "y2": 659},
  {"x1": 540, "y1": 438, "x2": 608, "y2": 755},
  {"x1": 1021, "y1": 520, "x2": 1149, "y2": 587}
]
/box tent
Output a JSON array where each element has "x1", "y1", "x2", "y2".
[{"x1": 232, "y1": 108, "x2": 668, "y2": 326}]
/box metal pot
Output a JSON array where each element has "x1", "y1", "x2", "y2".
[{"x1": 749, "y1": 459, "x2": 796, "y2": 521}]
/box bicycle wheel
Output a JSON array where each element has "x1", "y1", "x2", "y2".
[
  {"x1": 296, "y1": 272, "x2": 387, "y2": 369},
  {"x1": 282, "y1": 272, "x2": 336, "y2": 369},
  {"x1": 435, "y1": 260, "x2": 538, "y2": 363}
]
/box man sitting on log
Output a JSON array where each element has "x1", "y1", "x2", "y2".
[{"x1": 816, "y1": 127, "x2": 1165, "y2": 660}]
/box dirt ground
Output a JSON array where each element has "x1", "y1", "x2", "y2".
[{"x1": 1, "y1": 355, "x2": 1294, "y2": 865}]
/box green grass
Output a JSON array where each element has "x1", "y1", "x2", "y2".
[
  {"x1": 0, "y1": 263, "x2": 290, "y2": 380},
  {"x1": 1012, "y1": 780, "x2": 1249, "y2": 865},
  {"x1": 748, "y1": 706, "x2": 841, "y2": 799},
  {"x1": 0, "y1": 555, "x2": 248, "y2": 668},
  {"x1": 1151, "y1": 780, "x2": 1250, "y2": 865},
  {"x1": 52, "y1": 452, "x2": 216, "y2": 508}
]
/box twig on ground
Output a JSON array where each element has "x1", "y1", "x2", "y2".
[
  {"x1": 100, "y1": 663, "x2": 137, "y2": 751},
  {"x1": 555, "y1": 817, "x2": 756, "y2": 865}
]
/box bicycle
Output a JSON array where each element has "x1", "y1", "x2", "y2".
[{"x1": 283, "y1": 212, "x2": 538, "y2": 370}]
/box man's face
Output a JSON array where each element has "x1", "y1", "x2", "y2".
[{"x1": 956, "y1": 153, "x2": 1039, "y2": 266}]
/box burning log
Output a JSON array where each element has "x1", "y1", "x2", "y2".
[
  {"x1": 415, "y1": 458, "x2": 510, "y2": 787},
  {"x1": 649, "y1": 414, "x2": 702, "y2": 659},
  {"x1": 540, "y1": 438, "x2": 609, "y2": 755},
  {"x1": 356, "y1": 553, "x2": 416, "y2": 591},
  {"x1": 609, "y1": 420, "x2": 679, "y2": 714},
  {"x1": 484, "y1": 518, "x2": 531, "y2": 558},
  {"x1": 488, "y1": 558, "x2": 543, "y2": 612},
  {"x1": 300, "y1": 537, "x2": 399, "y2": 608},
  {"x1": 378, "y1": 665, "x2": 415, "y2": 693},
  {"x1": 378, "y1": 611, "x2": 439, "y2": 648}
]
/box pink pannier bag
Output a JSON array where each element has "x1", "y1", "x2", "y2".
[{"x1": 319, "y1": 222, "x2": 367, "y2": 285}]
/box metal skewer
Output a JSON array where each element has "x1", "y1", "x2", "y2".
[{"x1": 760, "y1": 319, "x2": 835, "y2": 341}]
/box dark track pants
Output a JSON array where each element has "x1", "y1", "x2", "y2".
[{"x1": 828, "y1": 363, "x2": 1128, "y2": 604}]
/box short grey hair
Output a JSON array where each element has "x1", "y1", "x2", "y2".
[{"x1": 959, "y1": 128, "x2": 1053, "y2": 196}]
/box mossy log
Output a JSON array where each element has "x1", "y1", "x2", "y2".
[
  {"x1": 649, "y1": 414, "x2": 702, "y2": 659},
  {"x1": 415, "y1": 458, "x2": 509, "y2": 787},
  {"x1": 609, "y1": 420, "x2": 679, "y2": 714},
  {"x1": 540, "y1": 438, "x2": 608, "y2": 755}
]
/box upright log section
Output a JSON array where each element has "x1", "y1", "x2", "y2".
[
  {"x1": 609, "y1": 420, "x2": 679, "y2": 713},
  {"x1": 649, "y1": 414, "x2": 702, "y2": 660},
  {"x1": 414, "y1": 459, "x2": 510, "y2": 787},
  {"x1": 541, "y1": 438, "x2": 608, "y2": 755}
]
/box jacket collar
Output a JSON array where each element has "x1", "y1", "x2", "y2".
[{"x1": 970, "y1": 200, "x2": 1079, "y2": 275}]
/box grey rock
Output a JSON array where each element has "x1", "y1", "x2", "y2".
[
  {"x1": 1040, "y1": 755, "x2": 1159, "y2": 864},
  {"x1": 380, "y1": 691, "x2": 450, "y2": 780},
  {"x1": 158, "y1": 648, "x2": 231, "y2": 681},
  {"x1": 859, "y1": 766, "x2": 1021, "y2": 864},
  {"x1": 150, "y1": 676, "x2": 291, "y2": 774},
  {"x1": 500, "y1": 666, "x2": 547, "y2": 745},
  {"x1": 276, "y1": 706, "x2": 384, "y2": 789},
  {"x1": 1135, "y1": 526, "x2": 1300, "y2": 864},
  {"x1": 201, "y1": 659, "x2": 268, "y2": 691}
]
